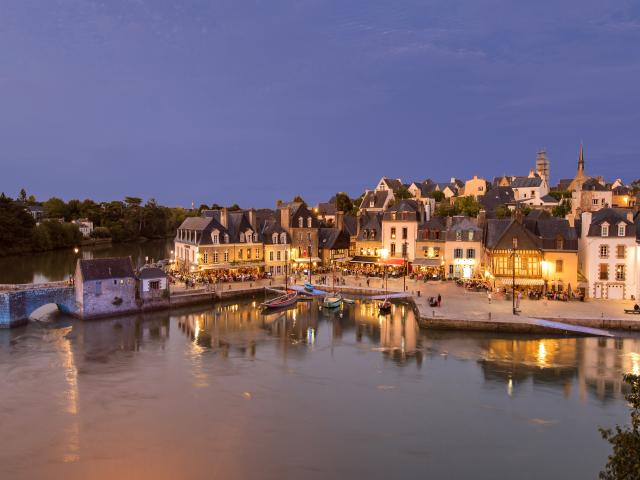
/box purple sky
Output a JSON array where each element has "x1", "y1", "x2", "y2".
[{"x1": 1, "y1": 0, "x2": 639, "y2": 208}]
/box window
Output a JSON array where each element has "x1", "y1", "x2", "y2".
[
  {"x1": 618, "y1": 224, "x2": 626, "y2": 236},
  {"x1": 449, "y1": 265, "x2": 454, "y2": 275},
  {"x1": 149, "y1": 281, "x2": 160, "y2": 290},
  {"x1": 467, "y1": 249, "x2": 475, "y2": 259},
  {"x1": 224, "y1": 251, "x2": 229, "y2": 262},
  {"x1": 298, "y1": 217, "x2": 303, "y2": 228},
  {"x1": 402, "y1": 243, "x2": 408, "y2": 257},
  {"x1": 307, "y1": 217, "x2": 312, "y2": 228},
  {"x1": 556, "y1": 260, "x2": 563, "y2": 273},
  {"x1": 247, "y1": 248, "x2": 251, "y2": 259},
  {"x1": 556, "y1": 236, "x2": 564, "y2": 250},
  {"x1": 254, "y1": 233, "x2": 258, "y2": 242},
  {"x1": 307, "y1": 233, "x2": 312, "y2": 242},
  {"x1": 270, "y1": 251, "x2": 274, "y2": 261},
  {"x1": 456, "y1": 230, "x2": 462, "y2": 241},
  {"x1": 454, "y1": 248, "x2": 463, "y2": 259},
  {"x1": 224, "y1": 234, "x2": 229, "y2": 243},
  {"x1": 390, "y1": 243, "x2": 396, "y2": 256},
  {"x1": 599, "y1": 264, "x2": 608, "y2": 280},
  {"x1": 402, "y1": 227, "x2": 407, "y2": 240},
  {"x1": 601, "y1": 225, "x2": 609, "y2": 237},
  {"x1": 213, "y1": 252, "x2": 219, "y2": 263},
  {"x1": 617, "y1": 245, "x2": 626, "y2": 259},
  {"x1": 239, "y1": 233, "x2": 245, "y2": 242},
  {"x1": 434, "y1": 247, "x2": 440, "y2": 257},
  {"x1": 212, "y1": 234, "x2": 219, "y2": 244},
  {"x1": 615, "y1": 265, "x2": 626, "y2": 281},
  {"x1": 272, "y1": 233, "x2": 278, "y2": 244},
  {"x1": 280, "y1": 233, "x2": 286, "y2": 243},
  {"x1": 592, "y1": 199, "x2": 599, "y2": 205},
  {"x1": 531, "y1": 190, "x2": 535, "y2": 197},
  {"x1": 468, "y1": 231, "x2": 474, "y2": 241},
  {"x1": 276, "y1": 266, "x2": 281, "y2": 275},
  {"x1": 276, "y1": 251, "x2": 281, "y2": 261},
  {"x1": 238, "y1": 249, "x2": 243, "y2": 259},
  {"x1": 203, "y1": 252, "x2": 208, "y2": 264},
  {"x1": 255, "y1": 248, "x2": 260, "y2": 258},
  {"x1": 391, "y1": 228, "x2": 396, "y2": 239},
  {"x1": 599, "y1": 245, "x2": 609, "y2": 258}
]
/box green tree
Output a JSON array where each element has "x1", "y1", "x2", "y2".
[
  {"x1": 454, "y1": 196, "x2": 481, "y2": 217},
  {"x1": 494, "y1": 205, "x2": 510, "y2": 219},
  {"x1": 430, "y1": 190, "x2": 445, "y2": 202},
  {"x1": 599, "y1": 374, "x2": 640, "y2": 479},
  {"x1": 43, "y1": 197, "x2": 68, "y2": 219},
  {"x1": 335, "y1": 192, "x2": 353, "y2": 213},
  {"x1": 18, "y1": 188, "x2": 27, "y2": 203},
  {"x1": 228, "y1": 203, "x2": 241, "y2": 211},
  {"x1": 0, "y1": 194, "x2": 35, "y2": 255},
  {"x1": 630, "y1": 179, "x2": 640, "y2": 194},
  {"x1": 552, "y1": 199, "x2": 572, "y2": 218},
  {"x1": 395, "y1": 186, "x2": 413, "y2": 200}
]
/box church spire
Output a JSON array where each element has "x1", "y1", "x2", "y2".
[{"x1": 577, "y1": 143, "x2": 585, "y2": 175}]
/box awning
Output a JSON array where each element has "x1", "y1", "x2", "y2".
[
  {"x1": 412, "y1": 258, "x2": 442, "y2": 267},
  {"x1": 293, "y1": 257, "x2": 322, "y2": 263},
  {"x1": 349, "y1": 255, "x2": 379, "y2": 264},
  {"x1": 381, "y1": 258, "x2": 405, "y2": 266},
  {"x1": 495, "y1": 277, "x2": 545, "y2": 286}
]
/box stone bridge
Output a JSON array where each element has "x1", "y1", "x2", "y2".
[{"x1": 0, "y1": 283, "x2": 77, "y2": 328}]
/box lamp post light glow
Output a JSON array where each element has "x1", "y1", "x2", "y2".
[{"x1": 73, "y1": 247, "x2": 79, "y2": 254}]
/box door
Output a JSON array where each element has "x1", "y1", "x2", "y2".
[
  {"x1": 594, "y1": 283, "x2": 602, "y2": 299},
  {"x1": 607, "y1": 284, "x2": 623, "y2": 300}
]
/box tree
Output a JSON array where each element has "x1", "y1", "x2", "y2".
[
  {"x1": 335, "y1": 192, "x2": 353, "y2": 213},
  {"x1": 454, "y1": 196, "x2": 482, "y2": 217},
  {"x1": 228, "y1": 203, "x2": 241, "y2": 211},
  {"x1": 18, "y1": 188, "x2": 27, "y2": 203},
  {"x1": 552, "y1": 199, "x2": 572, "y2": 218},
  {"x1": 599, "y1": 374, "x2": 640, "y2": 479},
  {"x1": 124, "y1": 196, "x2": 142, "y2": 207},
  {"x1": 395, "y1": 186, "x2": 413, "y2": 200},
  {"x1": 430, "y1": 190, "x2": 445, "y2": 202},
  {"x1": 494, "y1": 205, "x2": 510, "y2": 219},
  {"x1": 630, "y1": 179, "x2": 640, "y2": 194},
  {"x1": 0, "y1": 194, "x2": 35, "y2": 255},
  {"x1": 43, "y1": 197, "x2": 68, "y2": 220}
]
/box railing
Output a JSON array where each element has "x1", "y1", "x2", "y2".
[{"x1": 0, "y1": 281, "x2": 72, "y2": 292}]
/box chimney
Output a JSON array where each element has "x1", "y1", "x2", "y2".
[
  {"x1": 566, "y1": 213, "x2": 575, "y2": 227},
  {"x1": 248, "y1": 208, "x2": 257, "y2": 230},
  {"x1": 280, "y1": 207, "x2": 290, "y2": 232},
  {"x1": 477, "y1": 209, "x2": 486, "y2": 228},
  {"x1": 581, "y1": 211, "x2": 592, "y2": 239},
  {"x1": 450, "y1": 177, "x2": 456, "y2": 184},
  {"x1": 336, "y1": 211, "x2": 344, "y2": 231},
  {"x1": 220, "y1": 208, "x2": 228, "y2": 229},
  {"x1": 626, "y1": 211, "x2": 633, "y2": 222}
]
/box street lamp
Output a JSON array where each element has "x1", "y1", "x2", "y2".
[
  {"x1": 402, "y1": 241, "x2": 408, "y2": 292},
  {"x1": 510, "y1": 237, "x2": 518, "y2": 315},
  {"x1": 380, "y1": 248, "x2": 389, "y2": 292},
  {"x1": 308, "y1": 243, "x2": 312, "y2": 284}
]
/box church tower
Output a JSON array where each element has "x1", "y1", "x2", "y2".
[
  {"x1": 577, "y1": 143, "x2": 585, "y2": 176},
  {"x1": 535, "y1": 149, "x2": 550, "y2": 184}
]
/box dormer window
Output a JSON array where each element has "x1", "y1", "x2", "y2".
[
  {"x1": 307, "y1": 217, "x2": 312, "y2": 228},
  {"x1": 556, "y1": 235, "x2": 564, "y2": 250},
  {"x1": 280, "y1": 233, "x2": 286, "y2": 243},
  {"x1": 212, "y1": 233, "x2": 219, "y2": 244},
  {"x1": 272, "y1": 233, "x2": 278, "y2": 244},
  {"x1": 253, "y1": 233, "x2": 258, "y2": 242},
  {"x1": 601, "y1": 225, "x2": 609, "y2": 237},
  {"x1": 468, "y1": 231, "x2": 474, "y2": 241},
  {"x1": 239, "y1": 233, "x2": 245, "y2": 243},
  {"x1": 224, "y1": 234, "x2": 229, "y2": 243},
  {"x1": 298, "y1": 217, "x2": 303, "y2": 228},
  {"x1": 618, "y1": 224, "x2": 626, "y2": 237},
  {"x1": 456, "y1": 230, "x2": 462, "y2": 241}
]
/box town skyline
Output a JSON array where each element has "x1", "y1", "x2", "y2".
[{"x1": 2, "y1": 1, "x2": 639, "y2": 205}]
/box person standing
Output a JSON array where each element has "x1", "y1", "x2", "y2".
[
  {"x1": 487, "y1": 290, "x2": 492, "y2": 303},
  {"x1": 437, "y1": 293, "x2": 442, "y2": 307}
]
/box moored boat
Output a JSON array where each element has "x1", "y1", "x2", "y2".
[
  {"x1": 261, "y1": 291, "x2": 298, "y2": 310},
  {"x1": 378, "y1": 298, "x2": 392, "y2": 314},
  {"x1": 322, "y1": 292, "x2": 343, "y2": 308},
  {"x1": 304, "y1": 282, "x2": 314, "y2": 292}
]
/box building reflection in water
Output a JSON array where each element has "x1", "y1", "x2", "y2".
[
  {"x1": 174, "y1": 298, "x2": 423, "y2": 366},
  {"x1": 477, "y1": 335, "x2": 640, "y2": 402}
]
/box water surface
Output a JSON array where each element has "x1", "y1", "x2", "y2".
[{"x1": 0, "y1": 299, "x2": 637, "y2": 479}]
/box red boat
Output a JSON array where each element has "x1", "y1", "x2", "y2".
[{"x1": 260, "y1": 291, "x2": 298, "y2": 310}]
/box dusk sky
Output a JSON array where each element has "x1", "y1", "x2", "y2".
[{"x1": 1, "y1": 0, "x2": 639, "y2": 208}]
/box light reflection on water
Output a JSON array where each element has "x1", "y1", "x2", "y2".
[{"x1": 0, "y1": 298, "x2": 637, "y2": 480}]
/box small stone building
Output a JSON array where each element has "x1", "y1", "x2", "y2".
[
  {"x1": 138, "y1": 266, "x2": 169, "y2": 308},
  {"x1": 75, "y1": 257, "x2": 138, "y2": 319}
]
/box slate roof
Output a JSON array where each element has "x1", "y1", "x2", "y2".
[
  {"x1": 383, "y1": 199, "x2": 422, "y2": 221},
  {"x1": 539, "y1": 194, "x2": 560, "y2": 204},
  {"x1": 360, "y1": 190, "x2": 392, "y2": 209},
  {"x1": 288, "y1": 203, "x2": 320, "y2": 228},
  {"x1": 138, "y1": 267, "x2": 167, "y2": 279},
  {"x1": 317, "y1": 202, "x2": 337, "y2": 216},
  {"x1": 581, "y1": 178, "x2": 609, "y2": 192},
  {"x1": 178, "y1": 216, "x2": 218, "y2": 231},
  {"x1": 342, "y1": 215, "x2": 358, "y2": 237},
  {"x1": 380, "y1": 177, "x2": 403, "y2": 192},
  {"x1": 586, "y1": 208, "x2": 636, "y2": 237},
  {"x1": 259, "y1": 213, "x2": 288, "y2": 245},
  {"x1": 612, "y1": 186, "x2": 632, "y2": 195},
  {"x1": 78, "y1": 257, "x2": 135, "y2": 281},
  {"x1": 484, "y1": 219, "x2": 542, "y2": 251},
  {"x1": 357, "y1": 211, "x2": 383, "y2": 241},
  {"x1": 479, "y1": 186, "x2": 515, "y2": 211},
  {"x1": 417, "y1": 217, "x2": 447, "y2": 241},
  {"x1": 555, "y1": 179, "x2": 573, "y2": 191},
  {"x1": 445, "y1": 216, "x2": 482, "y2": 241},
  {"x1": 523, "y1": 211, "x2": 578, "y2": 250},
  {"x1": 319, "y1": 228, "x2": 350, "y2": 250},
  {"x1": 511, "y1": 177, "x2": 543, "y2": 188},
  {"x1": 484, "y1": 219, "x2": 513, "y2": 250}
]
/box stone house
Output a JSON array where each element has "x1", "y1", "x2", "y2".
[
  {"x1": 279, "y1": 202, "x2": 321, "y2": 269},
  {"x1": 318, "y1": 228, "x2": 351, "y2": 266},
  {"x1": 381, "y1": 199, "x2": 426, "y2": 264},
  {"x1": 414, "y1": 217, "x2": 447, "y2": 277},
  {"x1": 74, "y1": 257, "x2": 138, "y2": 318},
  {"x1": 578, "y1": 208, "x2": 637, "y2": 300},
  {"x1": 443, "y1": 216, "x2": 483, "y2": 279},
  {"x1": 139, "y1": 266, "x2": 168, "y2": 299},
  {"x1": 463, "y1": 175, "x2": 489, "y2": 198},
  {"x1": 572, "y1": 178, "x2": 613, "y2": 215},
  {"x1": 352, "y1": 211, "x2": 383, "y2": 268},
  {"x1": 259, "y1": 212, "x2": 290, "y2": 277},
  {"x1": 510, "y1": 173, "x2": 552, "y2": 207}
]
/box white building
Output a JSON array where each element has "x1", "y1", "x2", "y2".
[
  {"x1": 579, "y1": 209, "x2": 637, "y2": 300},
  {"x1": 73, "y1": 218, "x2": 94, "y2": 238},
  {"x1": 510, "y1": 173, "x2": 550, "y2": 206}
]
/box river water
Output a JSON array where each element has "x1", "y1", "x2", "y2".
[
  {"x1": 0, "y1": 239, "x2": 172, "y2": 284},
  {"x1": 0, "y1": 295, "x2": 637, "y2": 479}
]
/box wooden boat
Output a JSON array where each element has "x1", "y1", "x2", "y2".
[
  {"x1": 378, "y1": 298, "x2": 392, "y2": 314},
  {"x1": 322, "y1": 292, "x2": 343, "y2": 308},
  {"x1": 304, "y1": 282, "x2": 314, "y2": 292},
  {"x1": 261, "y1": 291, "x2": 298, "y2": 310}
]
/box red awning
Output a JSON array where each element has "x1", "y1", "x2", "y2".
[{"x1": 381, "y1": 258, "x2": 405, "y2": 266}]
